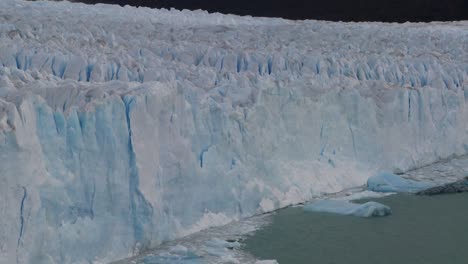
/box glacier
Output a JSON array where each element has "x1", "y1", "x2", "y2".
[{"x1": 0, "y1": 0, "x2": 467, "y2": 263}]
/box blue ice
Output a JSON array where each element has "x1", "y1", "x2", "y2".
[
  {"x1": 303, "y1": 200, "x2": 392, "y2": 217},
  {"x1": 367, "y1": 172, "x2": 434, "y2": 193},
  {"x1": 141, "y1": 252, "x2": 201, "y2": 264}
]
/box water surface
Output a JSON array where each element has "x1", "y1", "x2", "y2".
[{"x1": 244, "y1": 193, "x2": 468, "y2": 264}]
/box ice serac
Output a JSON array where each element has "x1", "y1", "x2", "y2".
[{"x1": 0, "y1": 0, "x2": 467, "y2": 263}]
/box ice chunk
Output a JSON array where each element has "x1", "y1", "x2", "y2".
[
  {"x1": 169, "y1": 245, "x2": 189, "y2": 255},
  {"x1": 367, "y1": 172, "x2": 434, "y2": 193},
  {"x1": 141, "y1": 251, "x2": 201, "y2": 264},
  {"x1": 142, "y1": 245, "x2": 203, "y2": 264},
  {"x1": 204, "y1": 238, "x2": 241, "y2": 249},
  {"x1": 202, "y1": 238, "x2": 241, "y2": 257},
  {"x1": 334, "y1": 190, "x2": 395, "y2": 201},
  {"x1": 303, "y1": 200, "x2": 392, "y2": 217}
]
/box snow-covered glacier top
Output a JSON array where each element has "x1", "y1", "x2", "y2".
[
  {"x1": 0, "y1": 1, "x2": 467, "y2": 264},
  {"x1": 1, "y1": 0, "x2": 467, "y2": 94}
]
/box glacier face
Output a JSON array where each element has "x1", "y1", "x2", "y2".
[{"x1": 0, "y1": 0, "x2": 467, "y2": 263}]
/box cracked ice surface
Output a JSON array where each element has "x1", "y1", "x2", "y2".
[
  {"x1": 0, "y1": 0, "x2": 467, "y2": 263},
  {"x1": 402, "y1": 155, "x2": 468, "y2": 185}
]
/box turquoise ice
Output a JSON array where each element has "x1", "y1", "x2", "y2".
[
  {"x1": 367, "y1": 172, "x2": 434, "y2": 193},
  {"x1": 303, "y1": 200, "x2": 392, "y2": 217}
]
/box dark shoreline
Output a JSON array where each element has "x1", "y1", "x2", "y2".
[{"x1": 417, "y1": 177, "x2": 468, "y2": 196}]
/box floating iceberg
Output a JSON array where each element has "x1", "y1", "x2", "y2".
[
  {"x1": 0, "y1": 0, "x2": 467, "y2": 263},
  {"x1": 367, "y1": 172, "x2": 435, "y2": 193},
  {"x1": 255, "y1": 261, "x2": 279, "y2": 264},
  {"x1": 303, "y1": 200, "x2": 392, "y2": 217}
]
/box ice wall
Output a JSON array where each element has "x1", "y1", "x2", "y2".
[{"x1": 0, "y1": 0, "x2": 467, "y2": 263}]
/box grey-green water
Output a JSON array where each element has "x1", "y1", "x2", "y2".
[{"x1": 244, "y1": 193, "x2": 468, "y2": 264}]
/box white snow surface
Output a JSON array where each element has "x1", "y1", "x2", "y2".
[{"x1": 0, "y1": 0, "x2": 467, "y2": 263}]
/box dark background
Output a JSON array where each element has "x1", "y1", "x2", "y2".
[{"x1": 74, "y1": 0, "x2": 468, "y2": 22}]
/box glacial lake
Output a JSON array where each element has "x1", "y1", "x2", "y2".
[{"x1": 243, "y1": 193, "x2": 468, "y2": 264}]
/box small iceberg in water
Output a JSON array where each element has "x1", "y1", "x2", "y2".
[
  {"x1": 367, "y1": 172, "x2": 434, "y2": 193},
  {"x1": 303, "y1": 200, "x2": 392, "y2": 218}
]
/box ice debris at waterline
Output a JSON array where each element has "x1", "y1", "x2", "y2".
[
  {"x1": 303, "y1": 200, "x2": 392, "y2": 217},
  {"x1": 417, "y1": 177, "x2": 468, "y2": 195},
  {"x1": 202, "y1": 238, "x2": 241, "y2": 258},
  {"x1": 140, "y1": 248, "x2": 201, "y2": 264},
  {"x1": 367, "y1": 172, "x2": 435, "y2": 193},
  {"x1": 1, "y1": 0, "x2": 467, "y2": 263},
  {"x1": 137, "y1": 239, "x2": 243, "y2": 264}
]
